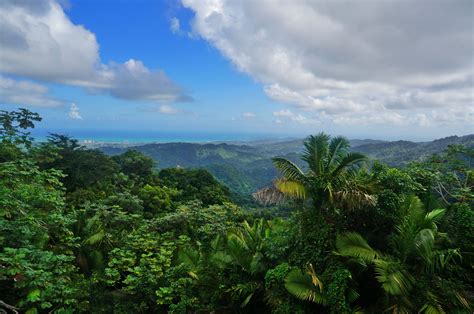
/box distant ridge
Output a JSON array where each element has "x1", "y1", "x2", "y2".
[
  {"x1": 100, "y1": 134, "x2": 473, "y2": 195},
  {"x1": 353, "y1": 135, "x2": 474, "y2": 166}
]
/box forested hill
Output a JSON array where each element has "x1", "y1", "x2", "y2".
[
  {"x1": 2, "y1": 109, "x2": 473, "y2": 313},
  {"x1": 99, "y1": 134, "x2": 473, "y2": 196},
  {"x1": 354, "y1": 135, "x2": 474, "y2": 166}
]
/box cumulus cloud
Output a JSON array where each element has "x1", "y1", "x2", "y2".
[
  {"x1": 68, "y1": 103, "x2": 82, "y2": 120},
  {"x1": 88, "y1": 60, "x2": 192, "y2": 102},
  {"x1": 182, "y1": 0, "x2": 473, "y2": 127},
  {"x1": 0, "y1": 75, "x2": 62, "y2": 107},
  {"x1": 0, "y1": 0, "x2": 191, "y2": 105}
]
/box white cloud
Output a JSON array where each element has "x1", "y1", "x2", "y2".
[
  {"x1": 0, "y1": 75, "x2": 62, "y2": 107},
  {"x1": 0, "y1": 0, "x2": 191, "y2": 106},
  {"x1": 182, "y1": 0, "x2": 473, "y2": 128},
  {"x1": 68, "y1": 103, "x2": 82, "y2": 120},
  {"x1": 88, "y1": 59, "x2": 191, "y2": 102},
  {"x1": 170, "y1": 17, "x2": 181, "y2": 34},
  {"x1": 242, "y1": 112, "x2": 256, "y2": 118},
  {"x1": 273, "y1": 109, "x2": 293, "y2": 117},
  {"x1": 158, "y1": 104, "x2": 180, "y2": 115},
  {"x1": 272, "y1": 109, "x2": 314, "y2": 125}
]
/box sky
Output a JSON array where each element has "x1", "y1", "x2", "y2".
[{"x1": 0, "y1": 0, "x2": 473, "y2": 141}]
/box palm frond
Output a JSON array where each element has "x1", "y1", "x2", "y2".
[
  {"x1": 83, "y1": 229, "x2": 105, "y2": 245},
  {"x1": 285, "y1": 268, "x2": 327, "y2": 305},
  {"x1": 431, "y1": 248, "x2": 461, "y2": 273},
  {"x1": 327, "y1": 136, "x2": 350, "y2": 170},
  {"x1": 210, "y1": 251, "x2": 232, "y2": 268},
  {"x1": 240, "y1": 291, "x2": 255, "y2": 308},
  {"x1": 454, "y1": 291, "x2": 471, "y2": 310},
  {"x1": 423, "y1": 208, "x2": 445, "y2": 228},
  {"x1": 272, "y1": 157, "x2": 305, "y2": 181},
  {"x1": 302, "y1": 133, "x2": 330, "y2": 175},
  {"x1": 336, "y1": 232, "x2": 379, "y2": 263},
  {"x1": 332, "y1": 152, "x2": 367, "y2": 177},
  {"x1": 373, "y1": 259, "x2": 413, "y2": 296},
  {"x1": 252, "y1": 186, "x2": 286, "y2": 205},
  {"x1": 419, "y1": 304, "x2": 445, "y2": 314},
  {"x1": 274, "y1": 178, "x2": 307, "y2": 199},
  {"x1": 226, "y1": 234, "x2": 253, "y2": 269},
  {"x1": 394, "y1": 196, "x2": 425, "y2": 257},
  {"x1": 249, "y1": 252, "x2": 265, "y2": 274},
  {"x1": 405, "y1": 195, "x2": 425, "y2": 220},
  {"x1": 333, "y1": 189, "x2": 377, "y2": 210},
  {"x1": 419, "y1": 293, "x2": 446, "y2": 314},
  {"x1": 210, "y1": 234, "x2": 226, "y2": 253},
  {"x1": 346, "y1": 287, "x2": 360, "y2": 304},
  {"x1": 226, "y1": 220, "x2": 269, "y2": 273},
  {"x1": 227, "y1": 282, "x2": 259, "y2": 308},
  {"x1": 414, "y1": 228, "x2": 435, "y2": 266}
]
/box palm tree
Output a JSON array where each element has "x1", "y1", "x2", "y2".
[
  {"x1": 254, "y1": 133, "x2": 375, "y2": 211},
  {"x1": 335, "y1": 196, "x2": 470, "y2": 313},
  {"x1": 284, "y1": 264, "x2": 327, "y2": 305},
  {"x1": 284, "y1": 264, "x2": 363, "y2": 313},
  {"x1": 179, "y1": 219, "x2": 275, "y2": 308}
]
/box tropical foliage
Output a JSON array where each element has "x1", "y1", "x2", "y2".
[
  {"x1": 254, "y1": 133, "x2": 376, "y2": 211},
  {"x1": 0, "y1": 108, "x2": 472, "y2": 313}
]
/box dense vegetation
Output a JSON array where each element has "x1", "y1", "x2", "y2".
[
  {"x1": 1, "y1": 108, "x2": 472, "y2": 313},
  {"x1": 100, "y1": 135, "x2": 473, "y2": 197}
]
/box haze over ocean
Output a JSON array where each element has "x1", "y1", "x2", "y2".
[{"x1": 31, "y1": 129, "x2": 287, "y2": 144}]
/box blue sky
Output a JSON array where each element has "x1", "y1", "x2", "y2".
[
  {"x1": 21, "y1": 0, "x2": 286, "y2": 135},
  {"x1": 0, "y1": 0, "x2": 473, "y2": 141}
]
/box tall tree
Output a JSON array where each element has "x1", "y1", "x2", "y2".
[
  {"x1": 254, "y1": 133, "x2": 375, "y2": 211},
  {"x1": 335, "y1": 196, "x2": 470, "y2": 313},
  {"x1": 0, "y1": 108, "x2": 41, "y2": 162}
]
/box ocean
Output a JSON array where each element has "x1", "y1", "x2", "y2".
[{"x1": 31, "y1": 128, "x2": 280, "y2": 145}]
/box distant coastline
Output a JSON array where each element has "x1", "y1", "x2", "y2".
[{"x1": 30, "y1": 128, "x2": 306, "y2": 148}]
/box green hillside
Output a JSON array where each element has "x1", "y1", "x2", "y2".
[
  {"x1": 100, "y1": 135, "x2": 473, "y2": 196},
  {"x1": 355, "y1": 135, "x2": 474, "y2": 166},
  {"x1": 2, "y1": 109, "x2": 473, "y2": 313}
]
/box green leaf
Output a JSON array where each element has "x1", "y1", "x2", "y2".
[
  {"x1": 27, "y1": 289, "x2": 41, "y2": 302},
  {"x1": 240, "y1": 292, "x2": 254, "y2": 308},
  {"x1": 336, "y1": 232, "x2": 378, "y2": 263},
  {"x1": 285, "y1": 268, "x2": 327, "y2": 305},
  {"x1": 275, "y1": 179, "x2": 307, "y2": 199}
]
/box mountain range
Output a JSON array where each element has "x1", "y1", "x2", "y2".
[{"x1": 100, "y1": 135, "x2": 474, "y2": 196}]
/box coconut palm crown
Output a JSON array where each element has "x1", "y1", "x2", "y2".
[{"x1": 254, "y1": 132, "x2": 375, "y2": 210}]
